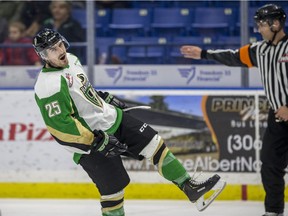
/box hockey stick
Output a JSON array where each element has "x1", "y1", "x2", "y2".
[{"x1": 123, "y1": 106, "x2": 151, "y2": 112}]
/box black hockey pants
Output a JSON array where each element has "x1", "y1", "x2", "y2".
[{"x1": 260, "y1": 109, "x2": 288, "y2": 214}]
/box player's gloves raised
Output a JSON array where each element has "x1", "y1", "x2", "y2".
[
  {"x1": 97, "y1": 91, "x2": 128, "y2": 109},
  {"x1": 92, "y1": 130, "x2": 127, "y2": 157}
]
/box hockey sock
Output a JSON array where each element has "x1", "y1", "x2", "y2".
[
  {"x1": 101, "y1": 191, "x2": 125, "y2": 216},
  {"x1": 154, "y1": 144, "x2": 190, "y2": 187},
  {"x1": 102, "y1": 207, "x2": 124, "y2": 216}
]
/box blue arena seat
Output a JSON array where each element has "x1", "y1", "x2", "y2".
[
  {"x1": 127, "y1": 37, "x2": 169, "y2": 64},
  {"x1": 95, "y1": 37, "x2": 129, "y2": 64},
  {"x1": 109, "y1": 9, "x2": 152, "y2": 37},
  {"x1": 95, "y1": 9, "x2": 111, "y2": 36},
  {"x1": 191, "y1": 7, "x2": 237, "y2": 36},
  {"x1": 151, "y1": 8, "x2": 193, "y2": 37},
  {"x1": 71, "y1": 9, "x2": 111, "y2": 36}
]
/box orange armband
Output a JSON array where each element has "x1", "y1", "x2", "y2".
[{"x1": 239, "y1": 45, "x2": 253, "y2": 68}]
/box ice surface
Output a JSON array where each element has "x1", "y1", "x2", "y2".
[{"x1": 0, "y1": 199, "x2": 283, "y2": 216}]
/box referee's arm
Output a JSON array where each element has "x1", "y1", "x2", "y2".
[{"x1": 201, "y1": 43, "x2": 258, "y2": 68}]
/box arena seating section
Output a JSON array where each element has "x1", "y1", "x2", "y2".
[
  {"x1": 74, "y1": 0, "x2": 287, "y2": 64},
  {"x1": 7, "y1": 1, "x2": 288, "y2": 65}
]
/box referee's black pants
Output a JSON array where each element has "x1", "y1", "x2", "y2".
[{"x1": 261, "y1": 109, "x2": 288, "y2": 214}]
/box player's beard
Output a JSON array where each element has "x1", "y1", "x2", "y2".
[
  {"x1": 52, "y1": 54, "x2": 68, "y2": 68},
  {"x1": 46, "y1": 56, "x2": 68, "y2": 69}
]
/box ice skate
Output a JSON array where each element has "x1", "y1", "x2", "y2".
[{"x1": 181, "y1": 174, "x2": 226, "y2": 211}]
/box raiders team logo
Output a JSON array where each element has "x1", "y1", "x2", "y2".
[
  {"x1": 77, "y1": 73, "x2": 103, "y2": 107},
  {"x1": 65, "y1": 73, "x2": 73, "y2": 87}
]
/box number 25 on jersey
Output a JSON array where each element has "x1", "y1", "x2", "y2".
[{"x1": 45, "y1": 101, "x2": 62, "y2": 117}]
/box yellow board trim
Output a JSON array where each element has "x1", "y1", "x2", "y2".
[{"x1": 1, "y1": 183, "x2": 287, "y2": 201}]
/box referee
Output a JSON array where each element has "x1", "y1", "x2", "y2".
[{"x1": 181, "y1": 4, "x2": 287, "y2": 216}]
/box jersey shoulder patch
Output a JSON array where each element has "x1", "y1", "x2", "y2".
[{"x1": 35, "y1": 72, "x2": 64, "y2": 99}]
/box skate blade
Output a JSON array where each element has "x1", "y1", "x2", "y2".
[{"x1": 196, "y1": 180, "x2": 226, "y2": 212}]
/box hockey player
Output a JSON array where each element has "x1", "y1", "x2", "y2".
[
  {"x1": 33, "y1": 28, "x2": 225, "y2": 216},
  {"x1": 181, "y1": 4, "x2": 287, "y2": 216}
]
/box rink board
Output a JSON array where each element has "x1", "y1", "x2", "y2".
[{"x1": 0, "y1": 89, "x2": 285, "y2": 200}]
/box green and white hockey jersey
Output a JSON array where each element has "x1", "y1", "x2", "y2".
[{"x1": 34, "y1": 53, "x2": 122, "y2": 156}]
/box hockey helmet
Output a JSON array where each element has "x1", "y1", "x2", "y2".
[
  {"x1": 254, "y1": 4, "x2": 286, "y2": 26},
  {"x1": 33, "y1": 28, "x2": 70, "y2": 58}
]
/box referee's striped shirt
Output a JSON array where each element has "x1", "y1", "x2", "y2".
[
  {"x1": 201, "y1": 35, "x2": 288, "y2": 111},
  {"x1": 256, "y1": 36, "x2": 288, "y2": 110}
]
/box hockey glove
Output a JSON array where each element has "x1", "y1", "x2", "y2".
[
  {"x1": 92, "y1": 130, "x2": 127, "y2": 157},
  {"x1": 97, "y1": 91, "x2": 128, "y2": 109}
]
